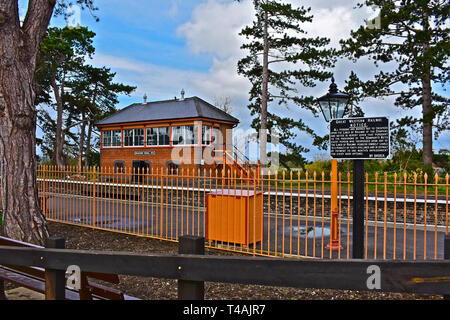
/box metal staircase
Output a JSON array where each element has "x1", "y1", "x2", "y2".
[{"x1": 213, "y1": 146, "x2": 260, "y2": 184}]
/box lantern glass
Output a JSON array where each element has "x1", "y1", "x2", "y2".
[
  {"x1": 317, "y1": 84, "x2": 350, "y2": 122},
  {"x1": 318, "y1": 99, "x2": 332, "y2": 122}
]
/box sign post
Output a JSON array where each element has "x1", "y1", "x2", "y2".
[{"x1": 330, "y1": 117, "x2": 390, "y2": 259}]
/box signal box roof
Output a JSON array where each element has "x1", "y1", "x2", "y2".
[{"x1": 95, "y1": 96, "x2": 239, "y2": 126}]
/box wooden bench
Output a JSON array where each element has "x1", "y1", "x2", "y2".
[{"x1": 0, "y1": 236, "x2": 139, "y2": 300}]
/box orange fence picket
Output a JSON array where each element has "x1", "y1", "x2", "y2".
[{"x1": 29, "y1": 165, "x2": 450, "y2": 260}]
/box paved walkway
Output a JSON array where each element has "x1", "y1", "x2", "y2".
[{"x1": 44, "y1": 195, "x2": 446, "y2": 260}]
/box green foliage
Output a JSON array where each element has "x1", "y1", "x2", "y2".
[
  {"x1": 304, "y1": 160, "x2": 330, "y2": 175},
  {"x1": 53, "y1": 1, "x2": 99, "y2": 21},
  {"x1": 270, "y1": 151, "x2": 307, "y2": 170},
  {"x1": 340, "y1": 0, "x2": 450, "y2": 165},
  {"x1": 434, "y1": 149, "x2": 450, "y2": 172},
  {"x1": 298, "y1": 126, "x2": 448, "y2": 178},
  {"x1": 238, "y1": 0, "x2": 337, "y2": 157},
  {"x1": 86, "y1": 150, "x2": 101, "y2": 167},
  {"x1": 36, "y1": 26, "x2": 136, "y2": 165},
  {"x1": 301, "y1": 151, "x2": 446, "y2": 182}
]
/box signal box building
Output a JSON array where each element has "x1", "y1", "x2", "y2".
[{"x1": 95, "y1": 96, "x2": 240, "y2": 176}]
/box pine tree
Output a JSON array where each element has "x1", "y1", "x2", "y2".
[
  {"x1": 238, "y1": 0, "x2": 337, "y2": 167},
  {"x1": 36, "y1": 26, "x2": 96, "y2": 166},
  {"x1": 0, "y1": 0, "x2": 99, "y2": 245},
  {"x1": 66, "y1": 65, "x2": 136, "y2": 167},
  {"x1": 340, "y1": 0, "x2": 449, "y2": 166}
]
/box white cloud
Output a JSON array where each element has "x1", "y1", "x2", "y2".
[
  {"x1": 90, "y1": 53, "x2": 253, "y2": 124},
  {"x1": 93, "y1": 0, "x2": 446, "y2": 159},
  {"x1": 90, "y1": 53, "x2": 207, "y2": 100},
  {"x1": 301, "y1": 6, "x2": 361, "y2": 48},
  {"x1": 177, "y1": 0, "x2": 254, "y2": 59},
  {"x1": 92, "y1": 54, "x2": 151, "y2": 73},
  {"x1": 193, "y1": 58, "x2": 249, "y2": 102}
]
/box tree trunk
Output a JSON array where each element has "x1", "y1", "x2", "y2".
[
  {"x1": 0, "y1": 0, "x2": 56, "y2": 245},
  {"x1": 51, "y1": 69, "x2": 65, "y2": 167},
  {"x1": 422, "y1": 72, "x2": 433, "y2": 166},
  {"x1": 84, "y1": 121, "x2": 93, "y2": 168},
  {"x1": 260, "y1": 8, "x2": 269, "y2": 167},
  {"x1": 421, "y1": 12, "x2": 433, "y2": 167},
  {"x1": 84, "y1": 83, "x2": 98, "y2": 168},
  {"x1": 78, "y1": 111, "x2": 86, "y2": 171}
]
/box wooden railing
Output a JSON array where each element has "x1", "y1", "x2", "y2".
[{"x1": 0, "y1": 235, "x2": 449, "y2": 301}]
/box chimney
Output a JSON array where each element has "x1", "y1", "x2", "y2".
[
  {"x1": 180, "y1": 89, "x2": 185, "y2": 100},
  {"x1": 143, "y1": 93, "x2": 147, "y2": 103}
]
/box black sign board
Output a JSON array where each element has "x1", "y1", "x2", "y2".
[{"x1": 330, "y1": 117, "x2": 390, "y2": 159}]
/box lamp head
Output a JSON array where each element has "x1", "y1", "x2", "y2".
[{"x1": 317, "y1": 76, "x2": 350, "y2": 122}]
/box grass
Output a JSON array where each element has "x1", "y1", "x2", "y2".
[
  {"x1": 36, "y1": 166, "x2": 449, "y2": 197},
  {"x1": 261, "y1": 171, "x2": 449, "y2": 196}
]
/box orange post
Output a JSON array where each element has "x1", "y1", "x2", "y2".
[
  {"x1": 327, "y1": 159, "x2": 341, "y2": 250},
  {"x1": 42, "y1": 166, "x2": 46, "y2": 216},
  {"x1": 424, "y1": 173, "x2": 428, "y2": 260},
  {"x1": 305, "y1": 171, "x2": 309, "y2": 256},
  {"x1": 93, "y1": 167, "x2": 97, "y2": 228},
  {"x1": 434, "y1": 174, "x2": 438, "y2": 260},
  {"x1": 374, "y1": 172, "x2": 379, "y2": 259},
  {"x1": 446, "y1": 174, "x2": 448, "y2": 235},
  {"x1": 313, "y1": 171, "x2": 317, "y2": 258},
  {"x1": 393, "y1": 173, "x2": 397, "y2": 260}
]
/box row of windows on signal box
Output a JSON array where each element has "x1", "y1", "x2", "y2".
[{"x1": 102, "y1": 125, "x2": 223, "y2": 147}]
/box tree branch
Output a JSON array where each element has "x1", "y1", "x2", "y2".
[
  {"x1": 63, "y1": 118, "x2": 94, "y2": 133},
  {"x1": 268, "y1": 58, "x2": 287, "y2": 64},
  {"x1": 21, "y1": 0, "x2": 57, "y2": 62}
]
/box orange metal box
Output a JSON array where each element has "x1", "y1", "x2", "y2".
[{"x1": 206, "y1": 189, "x2": 263, "y2": 246}]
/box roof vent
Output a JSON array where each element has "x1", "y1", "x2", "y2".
[
  {"x1": 143, "y1": 93, "x2": 147, "y2": 103},
  {"x1": 180, "y1": 89, "x2": 185, "y2": 100}
]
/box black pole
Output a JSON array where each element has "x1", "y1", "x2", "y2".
[
  {"x1": 352, "y1": 160, "x2": 365, "y2": 259},
  {"x1": 178, "y1": 235, "x2": 205, "y2": 300},
  {"x1": 444, "y1": 235, "x2": 450, "y2": 300}
]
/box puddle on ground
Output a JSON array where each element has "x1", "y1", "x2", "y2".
[{"x1": 281, "y1": 226, "x2": 348, "y2": 239}]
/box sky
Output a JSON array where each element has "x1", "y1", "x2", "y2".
[{"x1": 20, "y1": 0, "x2": 449, "y2": 160}]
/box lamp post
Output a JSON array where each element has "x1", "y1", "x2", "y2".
[{"x1": 317, "y1": 77, "x2": 350, "y2": 251}]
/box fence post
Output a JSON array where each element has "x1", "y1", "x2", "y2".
[
  {"x1": 45, "y1": 237, "x2": 66, "y2": 300},
  {"x1": 445, "y1": 235, "x2": 450, "y2": 300},
  {"x1": 42, "y1": 165, "x2": 46, "y2": 215},
  {"x1": 93, "y1": 166, "x2": 96, "y2": 227},
  {"x1": 178, "y1": 235, "x2": 205, "y2": 300}
]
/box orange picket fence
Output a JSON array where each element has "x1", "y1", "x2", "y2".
[{"x1": 35, "y1": 165, "x2": 449, "y2": 260}]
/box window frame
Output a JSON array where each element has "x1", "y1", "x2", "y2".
[
  {"x1": 171, "y1": 125, "x2": 198, "y2": 146},
  {"x1": 202, "y1": 125, "x2": 212, "y2": 146},
  {"x1": 124, "y1": 128, "x2": 145, "y2": 147},
  {"x1": 102, "y1": 129, "x2": 122, "y2": 148},
  {"x1": 146, "y1": 126, "x2": 170, "y2": 147}
]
